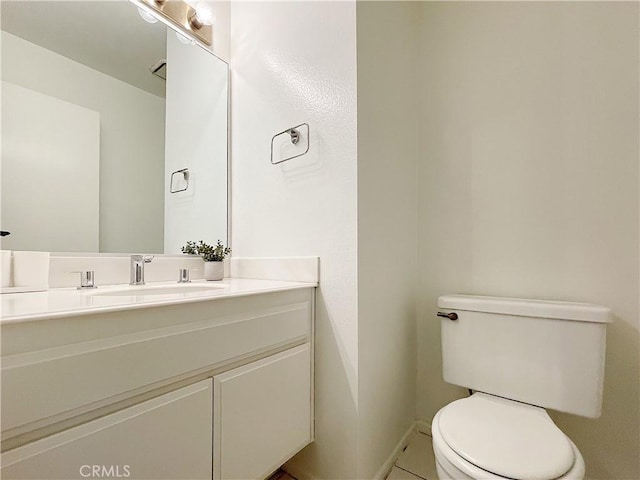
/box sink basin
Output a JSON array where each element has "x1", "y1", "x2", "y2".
[{"x1": 92, "y1": 284, "x2": 226, "y2": 297}]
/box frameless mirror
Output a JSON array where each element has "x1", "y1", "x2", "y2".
[{"x1": 0, "y1": 0, "x2": 228, "y2": 254}]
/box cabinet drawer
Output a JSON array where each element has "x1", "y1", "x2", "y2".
[
  {"x1": 214, "y1": 344, "x2": 312, "y2": 480},
  {"x1": 1, "y1": 379, "x2": 213, "y2": 480}
]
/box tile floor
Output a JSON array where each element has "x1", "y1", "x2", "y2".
[
  {"x1": 270, "y1": 429, "x2": 438, "y2": 480},
  {"x1": 386, "y1": 430, "x2": 439, "y2": 480}
]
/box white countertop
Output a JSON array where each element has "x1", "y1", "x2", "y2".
[{"x1": 0, "y1": 278, "x2": 317, "y2": 324}]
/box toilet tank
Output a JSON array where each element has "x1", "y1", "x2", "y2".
[{"x1": 438, "y1": 295, "x2": 610, "y2": 418}]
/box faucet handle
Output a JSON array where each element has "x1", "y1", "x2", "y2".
[
  {"x1": 71, "y1": 270, "x2": 97, "y2": 290},
  {"x1": 130, "y1": 254, "x2": 154, "y2": 262},
  {"x1": 178, "y1": 268, "x2": 191, "y2": 283}
]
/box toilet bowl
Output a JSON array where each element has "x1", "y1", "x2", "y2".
[{"x1": 431, "y1": 393, "x2": 585, "y2": 480}]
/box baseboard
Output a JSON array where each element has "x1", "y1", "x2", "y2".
[
  {"x1": 374, "y1": 422, "x2": 418, "y2": 480},
  {"x1": 282, "y1": 464, "x2": 317, "y2": 480},
  {"x1": 415, "y1": 419, "x2": 432, "y2": 436},
  {"x1": 285, "y1": 419, "x2": 433, "y2": 480}
]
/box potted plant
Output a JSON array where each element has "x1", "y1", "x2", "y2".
[{"x1": 181, "y1": 240, "x2": 231, "y2": 281}]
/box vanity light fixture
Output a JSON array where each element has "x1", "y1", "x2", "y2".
[{"x1": 130, "y1": 0, "x2": 213, "y2": 48}]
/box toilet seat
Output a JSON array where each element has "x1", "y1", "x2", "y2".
[{"x1": 431, "y1": 393, "x2": 585, "y2": 480}]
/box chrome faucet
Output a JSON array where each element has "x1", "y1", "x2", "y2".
[{"x1": 130, "y1": 255, "x2": 154, "y2": 285}]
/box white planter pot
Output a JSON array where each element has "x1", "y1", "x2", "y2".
[{"x1": 204, "y1": 261, "x2": 224, "y2": 281}]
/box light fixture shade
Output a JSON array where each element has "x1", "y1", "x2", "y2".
[
  {"x1": 137, "y1": 6, "x2": 158, "y2": 24},
  {"x1": 175, "y1": 31, "x2": 194, "y2": 45},
  {"x1": 194, "y1": 2, "x2": 215, "y2": 26}
]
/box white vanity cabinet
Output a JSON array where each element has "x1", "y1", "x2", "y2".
[{"x1": 1, "y1": 287, "x2": 315, "y2": 480}]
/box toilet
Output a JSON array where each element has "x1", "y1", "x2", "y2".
[{"x1": 432, "y1": 295, "x2": 610, "y2": 480}]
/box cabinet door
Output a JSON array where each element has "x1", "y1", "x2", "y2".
[
  {"x1": 1, "y1": 379, "x2": 213, "y2": 480},
  {"x1": 213, "y1": 344, "x2": 312, "y2": 480}
]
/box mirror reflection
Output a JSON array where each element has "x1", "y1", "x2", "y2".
[{"x1": 0, "y1": 0, "x2": 228, "y2": 254}]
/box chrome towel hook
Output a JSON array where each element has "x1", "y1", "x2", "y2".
[{"x1": 288, "y1": 127, "x2": 300, "y2": 145}]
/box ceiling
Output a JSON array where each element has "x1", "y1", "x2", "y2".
[{"x1": 1, "y1": 1, "x2": 167, "y2": 98}]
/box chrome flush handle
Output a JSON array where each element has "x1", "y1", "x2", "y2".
[{"x1": 437, "y1": 311, "x2": 458, "y2": 321}]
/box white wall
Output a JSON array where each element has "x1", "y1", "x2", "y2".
[
  {"x1": 416, "y1": 3, "x2": 639, "y2": 479},
  {"x1": 1, "y1": 32, "x2": 165, "y2": 253},
  {"x1": 164, "y1": 31, "x2": 228, "y2": 254},
  {"x1": 356, "y1": 3, "x2": 419, "y2": 478},
  {"x1": 1, "y1": 82, "x2": 99, "y2": 252},
  {"x1": 231, "y1": 3, "x2": 638, "y2": 479},
  {"x1": 210, "y1": 1, "x2": 231, "y2": 63},
  {"x1": 230, "y1": 2, "x2": 359, "y2": 478}
]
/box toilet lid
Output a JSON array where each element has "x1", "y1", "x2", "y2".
[{"x1": 437, "y1": 393, "x2": 575, "y2": 480}]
